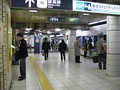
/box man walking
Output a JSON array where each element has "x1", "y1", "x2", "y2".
[
  {"x1": 59, "y1": 39, "x2": 67, "y2": 61},
  {"x1": 96, "y1": 35, "x2": 106, "y2": 70},
  {"x1": 17, "y1": 33, "x2": 28, "y2": 81},
  {"x1": 74, "y1": 37, "x2": 82, "y2": 63},
  {"x1": 42, "y1": 38, "x2": 50, "y2": 60}
]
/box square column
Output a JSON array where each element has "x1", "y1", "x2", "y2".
[
  {"x1": 68, "y1": 30, "x2": 76, "y2": 61},
  {"x1": 106, "y1": 16, "x2": 120, "y2": 77}
]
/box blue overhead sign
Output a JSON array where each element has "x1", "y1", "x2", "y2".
[
  {"x1": 73, "y1": 1, "x2": 120, "y2": 15},
  {"x1": 11, "y1": 0, "x2": 72, "y2": 10}
]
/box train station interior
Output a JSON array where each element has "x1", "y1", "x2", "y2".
[{"x1": 0, "y1": 0, "x2": 120, "y2": 90}]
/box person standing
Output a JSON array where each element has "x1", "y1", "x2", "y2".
[
  {"x1": 96, "y1": 36, "x2": 106, "y2": 70},
  {"x1": 51, "y1": 40, "x2": 54, "y2": 51},
  {"x1": 74, "y1": 37, "x2": 82, "y2": 63},
  {"x1": 42, "y1": 38, "x2": 50, "y2": 60},
  {"x1": 17, "y1": 33, "x2": 28, "y2": 81},
  {"x1": 88, "y1": 39, "x2": 94, "y2": 59},
  {"x1": 59, "y1": 39, "x2": 67, "y2": 61},
  {"x1": 83, "y1": 39, "x2": 87, "y2": 58}
]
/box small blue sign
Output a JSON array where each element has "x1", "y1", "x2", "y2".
[
  {"x1": 84, "y1": 2, "x2": 91, "y2": 11},
  {"x1": 76, "y1": 1, "x2": 84, "y2": 10}
]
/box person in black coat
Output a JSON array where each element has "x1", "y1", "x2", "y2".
[
  {"x1": 17, "y1": 33, "x2": 28, "y2": 81},
  {"x1": 42, "y1": 38, "x2": 50, "y2": 60},
  {"x1": 59, "y1": 39, "x2": 67, "y2": 61},
  {"x1": 83, "y1": 39, "x2": 87, "y2": 58}
]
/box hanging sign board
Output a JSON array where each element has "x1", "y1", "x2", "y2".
[
  {"x1": 73, "y1": 1, "x2": 120, "y2": 15},
  {"x1": 11, "y1": 0, "x2": 72, "y2": 10},
  {"x1": 47, "y1": 17, "x2": 80, "y2": 24},
  {"x1": 0, "y1": 22, "x2": 3, "y2": 46}
]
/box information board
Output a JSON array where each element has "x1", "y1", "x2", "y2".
[
  {"x1": 11, "y1": 0, "x2": 72, "y2": 10},
  {"x1": 73, "y1": 1, "x2": 120, "y2": 15},
  {"x1": 47, "y1": 17, "x2": 80, "y2": 24}
]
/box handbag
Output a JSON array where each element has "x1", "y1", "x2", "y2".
[
  {"x1": 15, "y1": 51, "x2": 20, "y2": 61},
  {"x1": 92, "y1": 55, "x2": 99, "y2": 63},
  {"x1": 41, "y1": 50, "x2": 44, "y2": 56},
  {"x1": 82, "y1": 48, "x2": 86, "y2": 51}
]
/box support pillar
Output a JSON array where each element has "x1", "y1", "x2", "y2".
[
  {"x1": 68, "y1": 30, "x2": 76, "y2": 61},
  {"x1": 106, "y1": 16, "x2": 120, "y2": 77},
  {"x1": 63, "y1": 34, "x2": 67, "y2": 44}
]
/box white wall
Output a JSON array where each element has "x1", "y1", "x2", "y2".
[
  {"x1": 26, "y1": 35, "x2": 34, "y2": 47},
  {"x1": 76, "y1": 24, "x2": 107, "y2": 36}
]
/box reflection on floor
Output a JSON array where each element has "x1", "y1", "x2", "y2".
[{"x1": 10, "y1": 52, "x2": 120, "y2": 90}]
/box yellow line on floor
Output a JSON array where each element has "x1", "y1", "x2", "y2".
[{"x1": 29, "y1": 56, "x2": 54, "y2": 90}]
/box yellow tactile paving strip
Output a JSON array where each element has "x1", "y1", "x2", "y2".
[{"x1": 29, "y1": 56, "x2": 54, "y2": 90}]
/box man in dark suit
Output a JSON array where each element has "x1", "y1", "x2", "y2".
[
  {"x1": 42, "y1": 38, "x2": 50, "y2": 60},
  {"x1": 17, "y1": 33, "x2": 28, "y2": 81},
  {"x1": 59, "y1": 39, "x2": 67, "y2": 61}
]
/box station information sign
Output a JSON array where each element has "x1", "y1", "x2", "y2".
[
  {"x1": 73, "y1": 1, "x2": 120, "y2": 15},
  {"x1": 47, "y1": 17, "x2": 80, "y2": 24},
  {"x1": 11, "y1": 0, "x2": 72, "y2": 10}
]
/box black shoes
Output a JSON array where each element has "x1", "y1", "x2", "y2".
[
  {"x1": 99, "y1": 67, "x2": 106, "y2": 70},
  {"x1": 18, "y1": 78, "x2": 25, "y2": 81},
  {"x1": 18, "y1": 76, "x2": 26, "y2": 81},
  {"x1": 75, "y1": 61, "x2": 82, "y2": 63}
]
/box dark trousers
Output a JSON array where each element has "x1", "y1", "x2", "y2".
[
  {"x1": 20, "y1": 58, "x2": 26, "y2": 78},
  {"x1": 98, "y1": 54, "x2": 106, "y2": 69},
  {"x1": 84, "y1": 51, "x2": 87, "y2": 58},
  {"x1": 60, "y1": 51, "x2": 66, "y2": 60},
  {"x1": 44, "y1": 50, "x2": 48, "y2": 60},
  {"x1": 75, "y1": 56, "x2": 80, "y2": 62}
]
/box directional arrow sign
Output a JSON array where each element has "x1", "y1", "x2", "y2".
[{"x1": 25, "y1": 0, "x2": 35, "y2": 7}]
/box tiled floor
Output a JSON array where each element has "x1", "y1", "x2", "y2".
[
  {"x1": 10, "y1": 52, "x2": 120, "y2": 90},
  {"x1": 10, "y1": 57, "x2": 43, "y2": 90}
]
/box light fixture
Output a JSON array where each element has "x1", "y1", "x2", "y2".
[
  {"x1": 29, "y1": 10, "x2": 38, "y2": 12},
  {"x1": 25, "y1": 31, "x2": 29, "y2": 33},
  {"x1": 88, "y1": 19, "x2": 106, "y2": 25},
  {"x1": 25, "y1": 28, "x2": 32, "y2": 31},
  {"x1": 47, "y1": 31, "x2": 51, "y2": 34},
  {"x1": 83, "y1": 13, "x2": 90, "y2": 15},
  {"x1": 55, "y1": 28, "x2": 61, "y2": 31}
]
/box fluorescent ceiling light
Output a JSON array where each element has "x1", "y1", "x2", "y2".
[
  {"x1": 47, "y1": 31, "x2": 51, "y2": 34},
  {"x1": 55, "y1": 28, "x2": 61, "y2": 31},
  {"x1": 83, "y1": 13, "x2": 90, "y2": 15},
  {"x1": 25, "y1": 28, "x2": 32, "y2": 31},
  {"x1": 88, "y1": 19, "x2": 106, "y2": 25},
  {"x1": 29, "y1": 10, "x2": 37, "y2": 12},
  {"x1": 99, "y1": 19, "x2": 106, "y2": 23},
  {"x1": 25, "y1": 31, "x2": 29, "y2": 33}
]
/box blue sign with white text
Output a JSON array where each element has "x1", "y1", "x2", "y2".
[
  {"x1": 73, "y1": 1, "x2": 120, "y2": 15},
  {"x1": 84, "y1": 2, "x2": 91, "y2": 11}
]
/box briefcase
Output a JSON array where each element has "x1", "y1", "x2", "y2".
[
  {"x1": 92, "y1": 56, "x2": 99, "y2": 63},
  {"x1": 15, "y1": 51, "x2": 20, "y2": 61}
]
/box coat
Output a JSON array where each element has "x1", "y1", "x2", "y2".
[
  {"x1": 74, "y1": 41, "x2": 81, "y2": 56},
  {"x1": 96, "y1": 39, "x2": 104, "y2": 54},
  {"x1": 18, "y1": 39, "x2": 28, "y2": 58},
  {"x1": 59, "y1": 42, "x2": 67, "y2": 52},
  {"x1": 42, "y1": 41, "x2": 50, "y2": 51}
]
